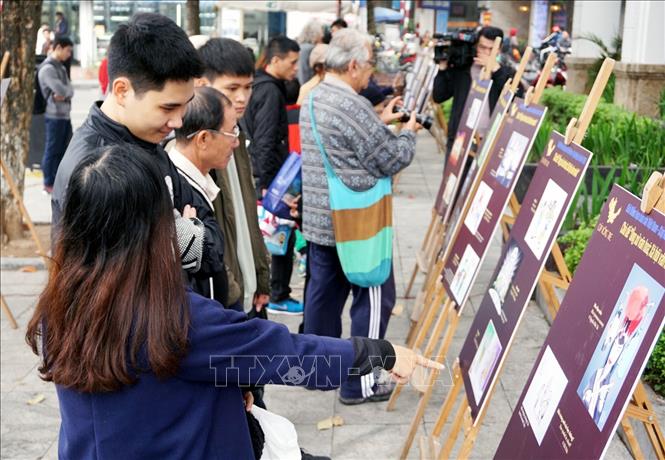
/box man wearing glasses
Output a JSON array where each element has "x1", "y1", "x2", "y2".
[
  {"x1": 432, "y1": 26, "x2": 516, "y2": 154},
  {"x1": 168, "y1": 86, "x2": 241, "y2": 308}
]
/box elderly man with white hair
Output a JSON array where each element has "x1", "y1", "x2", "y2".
[{"x1": 300, "y1": 28, "x2": 419, "y2": 405}]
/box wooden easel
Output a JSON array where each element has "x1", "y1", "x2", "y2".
[
  {"x1": 0, "y1": 50, "x2": 49, "y2": 329},
  {"x1": 403, "y1": 37, "x2": 505, "y2": 338},
  {"x1": 401, "y1": 48, "x2": 545, "y2": 357},
  {"x1": 418, "y1": 57, "x2": 616, "y2": 460}
]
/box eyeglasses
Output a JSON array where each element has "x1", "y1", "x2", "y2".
[{"x1": 186, "y1": 125, "x2": 240, "y2": 140}]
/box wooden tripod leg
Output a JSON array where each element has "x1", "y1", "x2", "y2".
[
  {"x1": 399, "y1": 326, "x2": 454, "y2": 460},
  {"x1": 623, "y1": 382, "x2": 665, "y2": 460},
  {"x1": 406, "y1": 275, "x2": 444, "y2": 348},
  {"x1": 0, "y1": 158, "x2": 48, "y2": 262},
  {"x1": 404, "y1": 263, "x2": 420, "y2": 300},
  {"x1": 432, "y1": 361, "x2": 463, "y2": 437},
  {"x1": 438, "y1": 399, "x2": 470, "y2": 460},
  {"x1": 405, "y1": 210, "x2": 438, "y2": 299},
  {"x1": 1, "y1": 294, "x2": 18, "y2": 329},
  {"x1": 388, "y1": 290, "x2": 447, "y2": 411},
  {"x1": 621, "y1": 417, "x2": 646, "y2": 460},
  {"x1": 423, "y1": 299, "x2": 452, "y2": 358},
  {"x1": 456, "y1": 409, "x2": 478, "y2": 459},
  {"x1": 408, "y1": 257, "x2": 446, "y2": 346}
]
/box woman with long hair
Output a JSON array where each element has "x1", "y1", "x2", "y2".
[{"x1": 26, "y1": 144, "x2": 440, "y2": 459}]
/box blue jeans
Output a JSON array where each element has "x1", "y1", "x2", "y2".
[{"x1": 42, "y1": 117, "x2": 72, "y2": 187}]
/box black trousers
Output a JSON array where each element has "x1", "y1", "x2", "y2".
[{"x1": 270, "y1": 228, "x2": 295, "y2": 302}]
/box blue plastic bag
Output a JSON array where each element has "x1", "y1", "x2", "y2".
[{"x1": 262, "y1": 153, "x2": 301, "y2": 219}]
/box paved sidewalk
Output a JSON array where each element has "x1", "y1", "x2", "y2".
[{"x1": 1, "y1": 130, "x2": 661, "y2": 459}]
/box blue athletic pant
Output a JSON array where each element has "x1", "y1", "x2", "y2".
[{"x1": 303, "y1": 241, "x2": 395, "y2": 399}]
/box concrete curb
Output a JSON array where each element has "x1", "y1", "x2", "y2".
[{"x1": 0, "y1": 257, "x2": 46, "y2": 271}]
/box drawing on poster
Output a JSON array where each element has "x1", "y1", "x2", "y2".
[
  {"x1": 449, "y1": 132, "x2": 466, "y2": 167},
  {"x1": 464, "y1": 181, "x2": 493, "y2": 235},
  {"x1": 450, "y1": 245, "x2": 480, "y2": 305},
  {"x1": 522, "y1": 346, "x2": 568, "y2": 445},
  {"x1": 489, "y1": 240, "x2": 523, "y2": 315},
  {"x1": 495, "y1": 131, "x2": 529, "y2": 188},
  {"x1": 465, "y1": 98, "x2": 482, "y2": 130},
  {"x1": 524, "y1": 179, "x2": 568, "y2": 259},
  {"x1": 577, "y1": 263, "x2": 663, "y2": 431},
  {"x1": 469, "y1": 320, "x2": 503, "y2": 405},
  {"x1": 442, "y1": 174, "x2": 458, "y2": 206}
]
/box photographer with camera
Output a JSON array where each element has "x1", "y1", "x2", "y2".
[{"x1": 432, "y1": 26, "x2": 516, "y2": 153}]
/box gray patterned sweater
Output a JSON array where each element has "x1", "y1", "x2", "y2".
[{"x1": 300, "y1": 75, "x2": 417, "y2": 246}]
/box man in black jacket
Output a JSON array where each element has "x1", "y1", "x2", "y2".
[
  {"x1": 52, "y1": 13, "x2": 228, "y2": 304},
  {"x1": 432, "y1": 26, "x2": 515, "y2": 153},
  {"x1": 242, "y1": 35, "x2": 303, "y2": 315}
]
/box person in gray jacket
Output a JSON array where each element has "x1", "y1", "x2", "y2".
[
  {"x1": 300, "y1": 28, "x2": 420, "y2": 405},
  {"x1": 39, "y1": 35, "x2": 73, "y2": 193}
]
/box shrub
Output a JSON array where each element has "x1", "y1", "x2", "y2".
[{"x1": 643, "y1": 333, "x2": 665, "y2": 396}]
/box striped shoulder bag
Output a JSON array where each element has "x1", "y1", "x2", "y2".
[{"x1": 308, "y1": 92, "x2": 393, "y2": 287}]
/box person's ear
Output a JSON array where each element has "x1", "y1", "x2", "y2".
[
  {"x1": 111, "y1": 77, "x2": 132, "y2": 107},
  {"x1": 195, "y1": 130, "x2": 210, "y2": 150},
  {"x1": 195, "y1": 77, "x2": 209, "y2": 88}
]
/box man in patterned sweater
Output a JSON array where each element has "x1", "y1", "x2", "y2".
[{"x1": 300, "y1": 28, "x2": 420, "y2": 405}]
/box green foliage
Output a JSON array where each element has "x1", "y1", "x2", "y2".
[
  {"x1": 660, "y1": 87, "x2": 665, "y2": 120},
  {"x1": 579, "y1": 33, "x2": 622, "y2": 102},
  {"x1": 558, "y1": 215, "x2": 598, "y2": 274},
  {"x1": 644, "y1": 332, "x2": 665, "y2": 396}
]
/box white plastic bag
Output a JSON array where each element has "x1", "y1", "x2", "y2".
[{"x1": 251, "y1": 405, "x2": 301, "y2": 460}]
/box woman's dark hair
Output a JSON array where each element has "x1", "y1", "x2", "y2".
[
  {"x1": 174, "y1": 86, "x2": 232, "y2": 142},
  {"x1": 108, "y1": 13, "x2": 204, "y2": 95},
  {"x1": 199, "y1": 38, "x2": 255, "y2": 81},
  {"x1": 26, "y1": 144, "x2": 189, "y2": 392},
  {"x1": 331, "y1": 18, "x2": 348, "y2": 29}
]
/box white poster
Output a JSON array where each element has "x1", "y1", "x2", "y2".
[
  {"x1": 442, "y1": 174, "x2": 458, "y2": 206},
  {"x1": 465, "y1": 98, "x2": 482, "y2": 129},
  {"x1": 469, "y1": 320, "x2": 503, "y2": 404},
  {"x1": 524, "y1": 179, "x2": 568, "y2": 259},
  {"x1": 495, "y1": 131, "x2": 529, "y2": 188},
  {"x1": 464, "y1": 181, "x2": 493, "y2": 235},
  {"x1": 450, "y1": 245, "x2": 480, "y2": 305},
  {"x1": 522, "y1": 346, "x2": 568, "y2": 445}
]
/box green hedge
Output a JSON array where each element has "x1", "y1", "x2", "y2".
[{"x1": 528, "y1": 87, "x2": 665, "y2": 170}]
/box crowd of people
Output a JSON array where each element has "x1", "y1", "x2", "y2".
[{"x1": 27, "y1": 12, "x2": 443, "y2": 459}]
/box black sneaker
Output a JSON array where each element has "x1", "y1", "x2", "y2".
[
  {"x1": 301, "y1": 449, "x2": 330, "y2": 460},
  {"x1": 338, "y1": 379, "x2": 396, "y2": 406}
]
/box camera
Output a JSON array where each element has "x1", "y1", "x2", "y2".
[
  {"x1": 393, "y1": 107, "x2": 433, "y2": 131},
  {"x1": 433, "y1": 30, "x2": 477, "y2": 69}
]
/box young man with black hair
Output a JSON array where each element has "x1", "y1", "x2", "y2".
[
  {"x1": 52, "y1": 12, "x2": 228, "y2": 304},
  {"x1": 432, "y1": 26, "x2": 516, "y2": 152},
  {"x1": 331, "y1": 18, "x2": 348, "y2": 34},
  {"x1": 39, "y1": 35, "x2": 73, "y2": 193},
  {"x1": 242, "y1": 35, "x2": 304, "y2": 315},
  {"x1": 197, "y1": 37, "x2": 272, "y2": 316}
]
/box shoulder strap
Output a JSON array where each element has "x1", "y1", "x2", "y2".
[{"x1": 308, "y1": 91, "x2": 336, "y2": 178}]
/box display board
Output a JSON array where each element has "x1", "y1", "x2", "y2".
[
  {"x1": 433, "y1": 77, "x2": 492, "y2": 219},
  {"x1": 495, "y1": 184, "x2": 665, "y2": 459},
  {"x1": 441, "y1": 98, "x2": 547, "y2": 309},
  {"x1": 458, "y1": 131, "x2": 593, "y2": 421}
]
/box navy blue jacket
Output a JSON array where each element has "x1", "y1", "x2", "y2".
[{"x1": 55, "y1": 291, "x2": 355, "y2": 459}]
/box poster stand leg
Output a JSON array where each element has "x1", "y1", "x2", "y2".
[
  {"x1": 0, "y1": 157, "x2": 49, "y2": 329},
  {"x1": 1, "y1": 295, "x2": 18, "y2": 329},
  {"x1": 407, "y1": 257, "x2": 445, "y2": 346},
  {"x1": 388, "y1": 291, "x2": 449, "y2": 410},
  {"x1": 405, "y1": 209, "x2": 439, "y2": 299},
  {"x1": 399, "y1": 310, "x2": 460, "y2": 460}
]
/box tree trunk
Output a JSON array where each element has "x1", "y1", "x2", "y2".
[
  {"x1": 186, "y1": 0, "x2": 201, "y2": 36},
  {"x1": 0, "y1": 0, "x2": 42, "y2": 243},
  {"x1": 367, "y1": 2, "x2": 376, "y2": 36}
]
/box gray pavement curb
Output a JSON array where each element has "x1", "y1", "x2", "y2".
[{"x1": 0, "y1": 257, "x2": 46, "y2": 270}]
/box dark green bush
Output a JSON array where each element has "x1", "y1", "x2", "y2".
[
  {"x1": 644, "y1": 333, "x2": 665, "y2": 396},
  {"x1": 558, "y1": 215, "x2": 598, "y2": 273}
]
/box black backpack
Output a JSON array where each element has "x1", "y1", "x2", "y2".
[{"x1": 33, "y1": 59, "x2": 53, "y2": 115}]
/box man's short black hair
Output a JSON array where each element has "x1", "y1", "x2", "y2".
[
  {"x1": 55, "y1": 11, "x2": 64, "y2": 17},
  {"x1": 479, "y1": 26, "x2": 504, "y2": 41},
  {"x1": 198, "y1": 38, "x2": 255, "y2": 81},
  {"x1": 108, "y1": 13, "x2": 204, "y2": 95},
  {"x1": 174, "y1": 86, "x2": 232, "y2": 142},
  {"x1": 331, "y1": 18, "x2": 348, "y2": 29},
  {"x1": 265, "y1": 36, "x2": 300, "y2": 63},
  {"x1": 53, "y1": 36, "x2": 73, "y2": 49}
]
